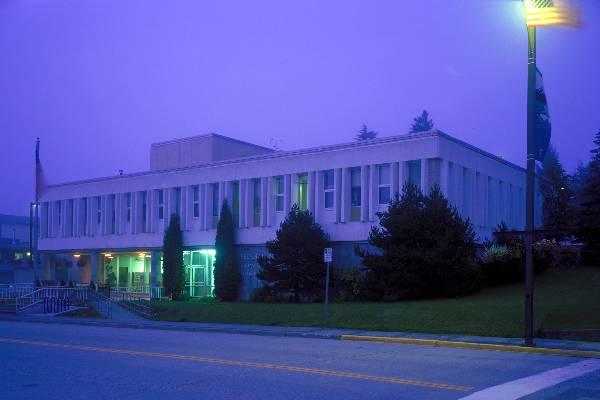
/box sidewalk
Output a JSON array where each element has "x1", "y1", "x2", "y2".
[{"x1": 2, "y1": 312, "x2": 600, "y2": 357}]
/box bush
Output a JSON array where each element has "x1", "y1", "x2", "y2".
[
  {"x1": 533, "y1": 238, "x2": 560, "y2": 272},
  {"x1": 257, "y1": 205, "x2": 329, "y2": 302},
  {"x1": 359, "y1": 184, "x2": 481, "y2": 300},
  {"x1": 558, "y1": 246, "x2": 581, "y2": 268},
  {"x1": 479, "y1": 243, "x2": 523, "y2": 286},
  {"x1": 334, "y1": 268, "x2": 362, "y2": 302}
]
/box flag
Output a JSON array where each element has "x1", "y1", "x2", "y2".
[
  {"x1": 35, "y1": 138, "x2": 46, "y2": 202},
  {"x1": 534, "y1": 68, "x2": 551, "y2": 162},
  {"x1": 524, "y1": 0, "x2": 580, "y2": 27}
]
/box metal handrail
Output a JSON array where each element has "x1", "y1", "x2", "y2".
[
  {"x1": 89, "y1": 290, "x2": 112, "y2": 319},
  {"x1": 111, "y1": 290, "x2": 155, "y2": 318}
]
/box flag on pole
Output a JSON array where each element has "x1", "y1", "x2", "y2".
[
  {"x1": 35, "y1": 138, "x2": 46, "y2": 202},
  {"x1": 524, "y1": 0, "x2": 580, "y2": 27},
  {"x1": 534, "y1": 68, "x2": 551, "y2": 162}
]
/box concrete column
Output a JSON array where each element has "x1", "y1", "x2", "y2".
[
  {"x1": 90, "y1": 251, "x2": 100, "y2": 284},
  {"x1": 308, "y1": 171, "x2": 315, "y2": 213},
  {"x1": 369, "y1": 164, "x2": 377, "y2": 221},
  {"x1": 439, "y1": 159, "x2": 449, "y2": 198},
  {"x1": 70, "y1": 256, "x2": 81, "y2": 284},
  {"x1": 45, "y1": 254, "x2": 56, "y2": 281},
  {"x1": 265, "y1": 177, "x2": 273, "y2": 226},
  {"x1": 391, "y1": 162, "x2": 399, "y2": 200},
  {"x1": 420, "y1": 158, "x2": 430, "y2": 195},
  {"x1": 360, "y1": 165, "x2": 369, "y2": 222},
  {"x1": 150, "y1": 250, "x2": 161, "y2": 287},
  {"x1": 339, "y1": 168, "x2": 349, "y2": 223}
]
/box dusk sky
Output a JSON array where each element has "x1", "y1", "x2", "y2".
[{"x1": 1, "y1": 0, "x2": 598, "y2": 216}]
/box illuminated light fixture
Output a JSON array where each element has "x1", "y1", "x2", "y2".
[
  {"x1": 524, "y1": 0, "x2": 579, "y2": 27},
  {"x1": 199, "y1": 249, "x2": 216, "y2": 255},
  {"x1": 103, "y1": 253, "x2": 112, "y2": 258},
  {"x1": 145, "y1": 254, "x2": 151, "y2": 258},
  {"x1": 73, "y1": 254, "x2": 81, "y2": 258},
  {"x1": 138, "y1": 252, "x2": 146, "y2": 258},
  {"x1": 26, "y1": 252, "x2": 31, "y2": 257}
]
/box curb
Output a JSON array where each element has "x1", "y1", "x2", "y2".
[{"x1": 340, "y1": 335, "x2": 600, "y2": 359}]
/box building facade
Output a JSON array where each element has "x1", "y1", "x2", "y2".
[{"x1": 37, "y1": 131, "x2": 541, "y2": 298}]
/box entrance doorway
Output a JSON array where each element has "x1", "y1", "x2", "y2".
[{"x1": 184, "y1": 249, "x2": 215, "y2": 297}]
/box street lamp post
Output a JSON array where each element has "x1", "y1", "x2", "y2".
[
  {"x1": 524, "y1": 25, "x2": 536, "y2": 346},
  {"x1": 522, "y1": 0, "x2": 579, "y2": 347}
]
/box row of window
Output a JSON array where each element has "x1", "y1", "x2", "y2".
[{"x1": 41, "y1": 163, "x2": 421, "y2": 238}]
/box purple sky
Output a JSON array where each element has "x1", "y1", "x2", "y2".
[{"x1": 1, "y1": 0, "x2": 598, "y2": 216}]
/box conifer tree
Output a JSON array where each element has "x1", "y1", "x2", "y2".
[
  {"x1": 577, "y1": 130, "x2": 600, "y2": 263},
  {"x1": 540, "y1": 145, "x2": 573, "y2": 236},
  {"x1": 409, "y1": 110, "x2": 434, "y2": 133},
  {"x1": 359, "y1": 184, "x2": 480, "y2": 300},
  {"x1": 257, "y1": 205, "x2": 329, "y2": 302},
  {"x1": 355, "y1": 124, "x2": 378, "y2": 141},
  {"x1": 214, "y1": 199, "x2": 241, "y2": 301},
  {"x1": 162, "y1": 214, "x2": 184, "y2": 300}
]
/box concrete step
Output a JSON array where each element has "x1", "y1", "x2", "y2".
[{"x1": 0, "y1": 304, "x2": 17, "y2": 314}]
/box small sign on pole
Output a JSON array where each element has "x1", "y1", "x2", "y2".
[
  {"x1": 323, "y1": 248, "x2": 333, "y2": 263},
  {"x1": 323, "y1": 248, "x2": 333, "y2": 326}
]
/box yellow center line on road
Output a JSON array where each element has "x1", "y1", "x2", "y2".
[{"x1": 0, "y1": 337, "x2": 472, "y2": 392}]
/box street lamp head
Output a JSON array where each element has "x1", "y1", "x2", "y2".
[{"x1": 523, "y1": 0, "x2": 580, "y2": 27}]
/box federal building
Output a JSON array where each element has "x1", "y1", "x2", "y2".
[{"x1": 37, "y1": 130, "x2": 540, "y2": 299}]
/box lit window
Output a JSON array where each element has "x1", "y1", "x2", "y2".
[
  {"x1": 323, "y1": 170, "x2": 334, "y2": 209},
  {"x1": 297, "y1": 174, "x2": 308, "y2": 210},
  {"x1": 274, "y1": 176, "x2": 284, "y2": 212},
  {"x1": 193, "y1": 185, "x2": 200, "y2": 218},
  {"x1": 378, "y1": 164, "x2": 391, "y2": 204}
]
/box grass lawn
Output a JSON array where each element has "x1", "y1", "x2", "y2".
[{"x1": 152, "y1": 266, "x2": 600, "y2": 338}]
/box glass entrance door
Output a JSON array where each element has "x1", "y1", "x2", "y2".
[{"x1": 184, "y1": 249, "x2": 216, "y2": 297}]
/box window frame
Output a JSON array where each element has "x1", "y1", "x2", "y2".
[
  {"x1": 378, "y1": 164, "x2": 391, "y2": 205},
  {"x1": 323, "y1": 170, "x2": 334, "y2": 209}
]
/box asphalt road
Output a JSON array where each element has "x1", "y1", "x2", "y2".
[{"x1": 0, "y1": 321, "x2": 598, "y2": 400}]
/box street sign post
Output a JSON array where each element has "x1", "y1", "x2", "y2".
[{"x1": 323, "y1": 248, "x2": 332, "y2": 325}]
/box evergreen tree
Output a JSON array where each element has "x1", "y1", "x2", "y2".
[
  {"x1": 162, "y1": 214, "x2": 184, "y2": 300},
  {"x1": 577, "y1": 130, "x2": 600, "y2": 263},
  {"x1": 409, "y1": 110, "x2": 434, "y2": 133},
  {"x1": 257, "y1": 205, "x2": 329, "y2": 302},
  {"x1": 214, "y1": 199, "x2": 241, "y2": 301},
  {"x1": 540, "y1": 145, "x2": 573, "y2": 237},
  {"x1": 355, "y1": 124, "x2": 378, "y2": 141},
  {"x1": 359, "y1": 183, "x2": 480, "y2": 300}
]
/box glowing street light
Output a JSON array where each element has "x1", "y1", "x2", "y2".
[{"x1": 521, "y1": 0, "x2": 579, "y2": 347}]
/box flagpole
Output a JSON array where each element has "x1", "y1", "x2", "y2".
[
  {"x1": 34, "y1": 138, "x2": 40, "y2": 282},
  {"x1": 524, "y1": 25, "x2": 536, "y2": 347}
]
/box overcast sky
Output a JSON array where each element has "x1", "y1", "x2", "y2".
[{"x1": 1, "y1": 0, "x2": 599, "y2": 216}]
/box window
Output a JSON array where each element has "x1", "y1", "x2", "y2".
[
  {"x1": 126, "y1": 193, "x2": 132, "y2": 222},
  {"x1": 378, "y1": 164, "x2": 391, "y2": 204},
  {"x1": 158, "y1": 190, "x2": 164, "y2": 220},
  {"x1": 81, "y1": 198, "x2": 88, "y2": 236},
  {"x1": 211, "y1": 184, "x2": 219, "y2": 217},
  {"x1": 297, "y1": 174, "x2": 308, "y2": 210},
  {"x1": 274, "y1": 176, "x2": 284, "y2": 212},
  {"x1": 323, "y1": 170, "x2": 334, "y2": 209},
  {"x1": 110, "y1": 194, "x2": 116, "y2": 234},
  {"x1": 350, "y1": 168, "x2": 361, "y2": 221},
  {"x1": 68, "y1": 199, "x2": 74, "y2": 236},
  {"x1": 232, "y1": 181, "x2": 240, "y2": 227},
  {"x1": 192, "y1": 185, "x2": 200, "y2": 218},
  {"x1": 96, "y1": 196, "x2": 102, "y2": 225},
  {"x1": 174, "y1": 187, "x2": 181, "y2": 216},
  {"x1": 253, "y1": 179, "x2": 261, "y2": 226},
  {"x1": 57, "y1": 201, "x2": 62, "y2": 226},
  {"x1": 408, "y1": 160, "x2": 421, "y2": 187},
  {"x1": 141, "y1": 191, "x2": 147, "y2": 231}
]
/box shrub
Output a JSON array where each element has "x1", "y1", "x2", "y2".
[
  {"x1": 163, "y1": 214, "x2": 185, "y2": 300},
  {"x1": 479, "y1": 243, "x2": 523, "y2": 286},
  {"x1": 558, "y1": 246, "x2": 581, "y2": 268},
  {"x1": 359, "y1": 184, "x2": 481, "y2": 300},
  {"x1": 533, "y1": 238, "x2": 560, "y2": 272},
  {"x1": 257, "y1": 205, "x2": 329, "y2": 302},
  {"x1": 334, "y1": 268, "x2": 362, "y2": 302},
  {"x1": 214, "y1": 199, "x2": 241, "y2": 301}
]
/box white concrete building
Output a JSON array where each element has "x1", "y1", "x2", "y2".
[{"x1": 37, "y1": 131, "x2": 540, "y2": 298}]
